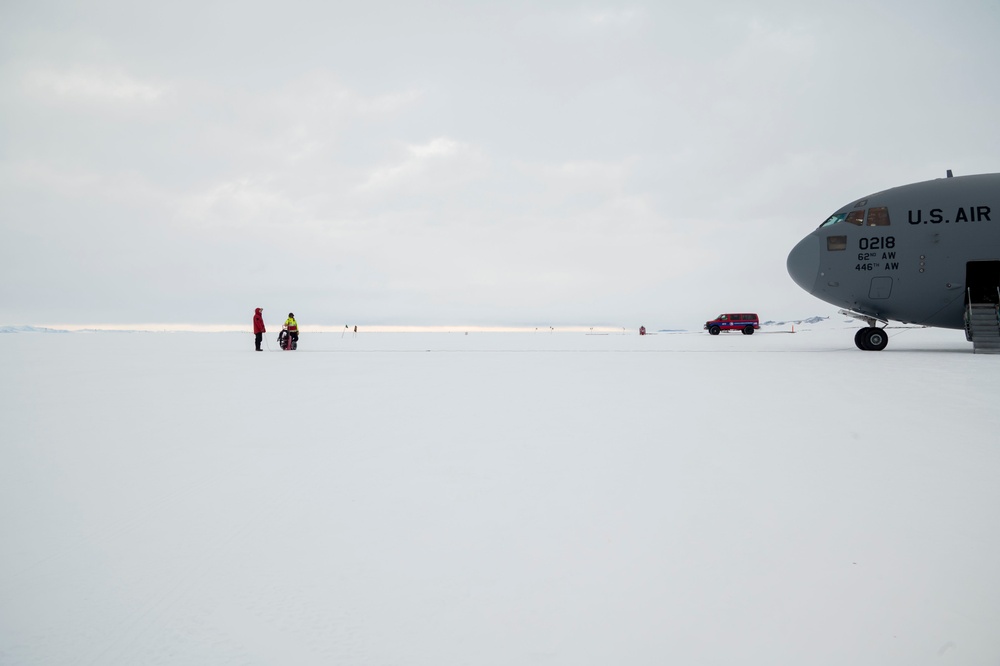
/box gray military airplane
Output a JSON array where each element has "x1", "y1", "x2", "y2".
[{"x1": 786, "y1": 171, "x2": 1000, "y2": 351}]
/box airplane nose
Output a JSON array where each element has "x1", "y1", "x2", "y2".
[{"x1": 787, "y1": 235, "x2": 820, "y2": 293}]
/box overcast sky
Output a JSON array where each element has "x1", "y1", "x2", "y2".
[{"x1": 2, "y1": 0, "x2": 999, "y2": 328}]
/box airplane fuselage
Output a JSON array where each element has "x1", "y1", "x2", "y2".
[{"x1": 787, "y1": 173, "x2": 1000, "y2": 332}]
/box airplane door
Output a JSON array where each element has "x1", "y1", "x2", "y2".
[{"x1": 966, "y1": 261, "x2": 1000, "y2": 304}]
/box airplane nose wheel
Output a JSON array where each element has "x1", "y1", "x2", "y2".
[{"x1": 855, "y1": 327, "x2": 888, "y2": 351}]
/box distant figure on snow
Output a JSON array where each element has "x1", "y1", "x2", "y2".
[
  {"x1": 284, "y1": 313, "x2": 299, "y2": 346},
  {"x1": 253, "y1": 308, "x2": 266, "y2": 351},
  {"x1": 639, "y1": 326, "x2": 646, "y2": 336}
]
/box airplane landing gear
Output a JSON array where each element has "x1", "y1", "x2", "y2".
[
  {"x1": 840, "y1": 310, "x2": 890, "y2": 351},
  {"x1": 855, "y1": 327, "x2": 888, "y2": 351}
]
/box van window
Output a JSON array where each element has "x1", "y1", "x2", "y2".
[
  {"x1": 846, "y1": 210, "x2": 865, "y2": 225},
  {"x1": 867, "y1": 207, "x2": 890, "y2": 226},
  {"x1": 718, "y1": 315, "x2": 728, "y2": 321},
  {"x1": 827, "y1": 236, "x2": 847, "y2": 251}
]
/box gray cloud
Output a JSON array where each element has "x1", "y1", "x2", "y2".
[{"x1": 2, "y1": 0, "x2": 999, "y2": 328}]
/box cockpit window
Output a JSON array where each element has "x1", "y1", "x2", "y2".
[
  {"x1": 845, "y1": 210, "x2": 865, "y2": 225},
  {"x1": 866, "y1": 207, "x2": 890, "y2": 226},
  {"x1": 827, "y1": 236, "x2": 847, "y2": 251},
  {"x1": 820, "y1": 213, "x2": 846, "y2": 228}
]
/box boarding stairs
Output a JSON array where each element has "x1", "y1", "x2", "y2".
[{"x1": 966, "y1": 288, "x2": 1000, "y2": 354}]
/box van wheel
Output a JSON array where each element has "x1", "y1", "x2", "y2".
[
  {"x1": 743, "y1": 326, "x2": 754, "y2": 335},
  {"x1": 709, "y1": 326, "x2": 720, "y2": 336}
]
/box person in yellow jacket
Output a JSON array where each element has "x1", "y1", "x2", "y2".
[{"x1": 282, "y1": 313, "x2": 299, "y2": 349}]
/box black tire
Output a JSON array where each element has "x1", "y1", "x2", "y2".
[
  {"x1": 854, "y1": 328, "x2": 868, "y2": 350},
  {"x1": 709, "y1": 325, "x2": 721, "y2": 336},
  {"x1": 863, "y1": 327, "x2": 888, "y2": 351},
  {"x1": 743, "y1": 325, "x2": 754, "y2": 335}
]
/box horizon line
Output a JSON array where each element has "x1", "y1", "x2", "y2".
[{"x1": 8, "y1": 323, "x2": 667, "y2": 334}]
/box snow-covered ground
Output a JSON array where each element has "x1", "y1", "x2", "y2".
[{"x1": 2, "y1": 322, "x2": 999, "y2": 665}]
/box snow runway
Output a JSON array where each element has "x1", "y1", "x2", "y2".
[{"x1": 2, "y1": 325, "x2": 999, "y2": 665}]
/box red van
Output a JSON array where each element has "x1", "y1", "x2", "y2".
[{"x1": 704, "y1": 313, "x2": 760, "y2": 335}]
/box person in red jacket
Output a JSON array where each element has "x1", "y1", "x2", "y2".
[{"x1": 253, "y1": 308, "x2": 266, "y2": 351}]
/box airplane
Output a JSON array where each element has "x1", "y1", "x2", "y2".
[{"x1": 786, "y1": 171, "x2": 1000, "y2": 351}]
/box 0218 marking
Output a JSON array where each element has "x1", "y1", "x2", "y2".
[{"x1": 859, "y1": 236, "x2": 895, "y2": 250}]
